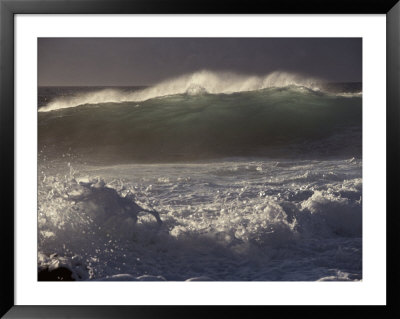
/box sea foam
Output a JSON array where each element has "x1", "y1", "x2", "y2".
[{"x1": 38, "y1": 159, "x2": 362, "y2": 281}]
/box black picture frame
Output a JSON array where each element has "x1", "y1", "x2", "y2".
[{"x1": 1, "y1": 0, "x2": 399, "y2": 318}]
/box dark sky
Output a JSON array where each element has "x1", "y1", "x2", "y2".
[{"x1": 38, "y1": 38, "x2": 362, "y2": 86}]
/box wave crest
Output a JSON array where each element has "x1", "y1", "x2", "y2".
[{"x1": 39, "y1": 70, "x2": 320, "y2": 112}]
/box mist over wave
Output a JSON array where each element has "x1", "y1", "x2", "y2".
[{"x1": 39, "y1": 71, "x2": 326, "y2": 112}]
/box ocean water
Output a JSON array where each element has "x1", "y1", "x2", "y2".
[{"x1": 38, "y1": 71, "x2": 362, "y2": 281}]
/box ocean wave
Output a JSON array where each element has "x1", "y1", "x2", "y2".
[{"x1": 38, "y1": 85, "x2": 362, "y2": 162}]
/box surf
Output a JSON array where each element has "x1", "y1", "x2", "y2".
[{"x1": 38, "y1": 159, "x2": 362, "y2": 281}]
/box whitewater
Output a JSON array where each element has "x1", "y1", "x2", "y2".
[{"x1": 38, "y1": 71, "x2": 362, "y2": 281}]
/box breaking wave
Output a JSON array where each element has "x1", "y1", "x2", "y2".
[{"x1": 39, "y1": 71, "x2": 327, "y2": 112}]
